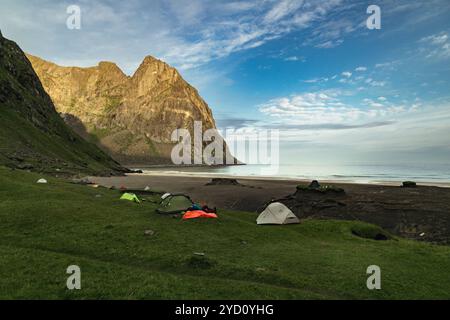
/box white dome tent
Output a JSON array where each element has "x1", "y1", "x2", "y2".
[{"x1": 257, "y1": 202, "x2": 300, "y2": 225}]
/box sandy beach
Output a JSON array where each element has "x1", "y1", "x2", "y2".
[{"x1": 92, "y1": 173, "x2": 450, "y2": 245}]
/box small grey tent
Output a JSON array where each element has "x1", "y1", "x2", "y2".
[{"x1": 257, "y1": 202, "x2": 300, "y2": 225}]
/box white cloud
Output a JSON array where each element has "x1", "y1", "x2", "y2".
[
  {"x1": 370, "y1": 81, "x2": 386, "y2": 87},
  {"x1": 263, "y1": 0, "x2": 305, "y2": 24},
  {"x1": 304, "y1": 77, "x2": 328, "y2": 83},
  {"x1": 0, "y1": 0, "x2": 350, "y2": 72},
  {"x1": 365, "y1": 78, "x2": 386, "y2": 87},
  {"x1": 284, "y1": 56, "x2": 303, "y2": 62},
  {"x1": 315, "y1": 39, "x2": 344, "y2": 49},
  {"x1": 419, "y1": 32, "x2": 450, "y2": 59},
  {"x1": 355, "y1": 66, "x2": 367, "y2": 72},
  {"x1": 420, "y1": 33, "x2": 448, "y2": 45},
  {"x1": 259, "y1": 90, "x2": 403, "y2": 125},
  {"x1": 342, "y1": 71, "x2": 352, "y2": 78}
]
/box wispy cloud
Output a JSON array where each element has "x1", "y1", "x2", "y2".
[
  {"x1": 419, "y1": 31, "x2": 450, "y2": 59},
  {"x1": 0, "y1": 0, "x2": 356, "y2": 72},
  {"x1": 284, "y1": 56, "x2": 304, "y2": 62},
  {"x1": 258, "y1": 89, "x2": 414, "y2": 129}
]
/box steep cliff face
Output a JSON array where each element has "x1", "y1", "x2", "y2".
[
  {"x1": 0, "y1": 32, "x2": 128, "y2": 176},
  {"x1": 27, "y1": 54, "x2": 231, "y2": 165}
]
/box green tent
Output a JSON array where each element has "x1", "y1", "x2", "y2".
[
  {"x1": 156, "y1": 194, "x2": 193, "y2": 214},
  {"x1": 120, "y1": 193, "x2": 141, "y2": 203}
]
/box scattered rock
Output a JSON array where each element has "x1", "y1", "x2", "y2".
[
  {"x1": 144, "y1": 186, "x2": 151, "y2": 191},
  {"x1": 402, "y1": 181, "x2": 417, "y2": 188},
  {"x1": 36, "y1": 178, "x2": 47, "y2": 184},
  {"x1": 206, "y1": 178, "x2": 240, "y2": 186},
  {"x1": 71, "y1": 178, "x2": 91, "y2": 185},
  {"x1": 95, "y1": 194, "x2": 102, "y2": 198},
  {"x1": 17, "y1": 163, "x2": 33, "y2": 170},
  {"x1": 10, "y1": 155, "x2": 24, "y2": 162},
  {"x1": 194, "y1": 252, "x2": 205, "y2": 256},
  {"x1": 296, "y1": 184, "x2": 345, "y2": 195},
  {"x1": 144, "y1": 229, "x2": 155, "y2": 236},
  {"x1": 309, "y1": 180, "x2": 321, "y2": 189}
]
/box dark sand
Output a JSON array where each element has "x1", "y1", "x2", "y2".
[{"x1": 91, "y1": 174, "x2": 450, "y2": 245}]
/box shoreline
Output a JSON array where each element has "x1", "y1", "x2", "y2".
[{"x1": 124, "y1": 171, "x2": 450, "y2": 188}]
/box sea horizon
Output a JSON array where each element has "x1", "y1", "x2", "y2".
[{"x1": 130, "y1": 162, "x2": 450, "y2": 187}]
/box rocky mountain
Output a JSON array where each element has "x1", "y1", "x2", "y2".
[
  {"x1": 0, "y1": 31, "x2": 128, "y2": 176},
  {"x1": 27, "y1": 54, "x2": 235, "y2": 165}
]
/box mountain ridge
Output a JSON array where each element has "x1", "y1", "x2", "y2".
[
  {"x1": 27, "y1": 53, "x2": 232, "y2": 165},
  {"x1": 0, "y1": 32, "x2": 128, "y2": 176}
]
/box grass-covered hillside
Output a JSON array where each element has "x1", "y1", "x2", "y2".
[
  {"x1": 0, "y1": 166, "x2": 449, "y2": 299},
  {"x1": 0, "y1": 32, "x2": 126, "y2": 176}
]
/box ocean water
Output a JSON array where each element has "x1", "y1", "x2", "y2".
[{"x1": 137, "y1": 163, "x2": 450, "y2": 185}]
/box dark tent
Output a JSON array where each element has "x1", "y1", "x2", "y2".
[{"x1": 156, "y1": 194, "x2": 194, "y2": 214}]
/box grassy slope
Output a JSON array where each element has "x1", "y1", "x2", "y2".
[
  {"x1": 0, "y1": 35, "x2": 124, "y2": 176},
  {"x1": 0, "y1": 166, "x2": 449, "y2": 300}
]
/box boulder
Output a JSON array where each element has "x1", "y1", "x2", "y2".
[
  {"x1": 308, "y1": 180, "x2": 321, "y2": 189},
  {"x1": 206, "y1": 178, "x2": 240, "y2": 186},
  {"x1": 402, "y1": 181, "x2": 417, "y2": 188},
  {"x1": 71, "y1": 178, "x2": 91, "y2": 185},
  {"x1": 17, "y1": 163, "x2": 33, "y2": 170},
  {"x1": 144, "y1": 230, "x2": 155, "y2": 236}
]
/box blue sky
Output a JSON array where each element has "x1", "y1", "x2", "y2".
[{"x1": 1, "y1": 0, "x2": 450, "y2": 165}]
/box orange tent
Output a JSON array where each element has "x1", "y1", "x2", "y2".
[{"x1": 182, "y1": 210, "x2": 218, "y2": 220}]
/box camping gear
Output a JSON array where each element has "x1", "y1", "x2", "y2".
[
  {"x1": 37, "y1": 179, "x2": 47, "y2": 184},
  {"x1": 183, "y1": 210, "x2": 218, "y2": 220},
  {"x1": 188, "y1": 203, "x2": 203, "y2": 211},
  {"x1": 156, "y1": 194, "x2": 193, "y2": 214},
  {"x1": 120, "y1": 193, "x2": 141, "y2": 203},
  {"x1": 257, "y1": 202, "x2": 300, "y2": 225},
  {"x1": 202, "y1": 205, "x2": 217, "y2": 214},
  {"x1": 161, "y1": 193, "x2": 171, "y2": 200}
]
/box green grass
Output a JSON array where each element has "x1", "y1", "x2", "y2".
[{"x1": 0, "y1": 166, "x2": 449, "y2": 300}]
